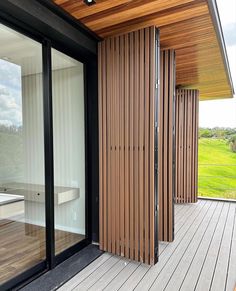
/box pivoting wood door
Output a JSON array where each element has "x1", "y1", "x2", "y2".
[
  {"x1": 98, "y1": 26, "x2": 158, "y2": 265},
  {"x1": 175, "y1": 89, "x2": 199, "y2": 203},
  {"x1": 158, "y1": 50, "x2": 176, "y2": 242}
]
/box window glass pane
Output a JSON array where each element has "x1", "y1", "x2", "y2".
[
  {"x1": 52, "y1": 49, "x2": 85, "y2": 254},
  {"x1": 0, "y1": 23, "x2": 45, "y2": 284}
]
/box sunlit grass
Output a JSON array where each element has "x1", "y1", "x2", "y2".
[{"x1": 198, "y1": 138, "x2": 236, "y2": 200}]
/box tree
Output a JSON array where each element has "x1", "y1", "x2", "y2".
[
  {"x1": 199, "y1": 128, "x2": 214, "y2": 138},
  {"x1": 228, "y1": 135, "x2": 236, "y2": 153}
]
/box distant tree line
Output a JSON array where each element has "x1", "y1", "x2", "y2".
[
  {"x1": 0, "y1": 124, "x2": 22, "y2": 134},
  {"x1": 0, "y1": 124, "x2": 23, "y2": 181},
  {"x1": 199, "y1": 127, "x2": 236, "y2": 153}
]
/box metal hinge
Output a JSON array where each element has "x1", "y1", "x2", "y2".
[{"x1": 155, "y1": 205, "x2": 159, "y2": 216}]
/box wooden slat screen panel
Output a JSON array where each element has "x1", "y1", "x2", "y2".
[
  {"x1": 158, "y1": 50, "x2": 175, "y2": 242},
  {"x1": 98, "y1": 26, "x2": 157, "y2": 265},
  {"x1": 175, "y1": 89, "x2": 199, "y2": 203}
]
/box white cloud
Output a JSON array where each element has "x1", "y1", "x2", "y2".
[
  {"x1": 0, "y1": 60, "x2": 22, "y2": 126},
  {"x1": 0, "y1": 86, "x2": 22, "y2": 126}
]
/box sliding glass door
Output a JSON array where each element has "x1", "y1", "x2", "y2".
[
  {"x1": 0, "y1": 23, "x2": 45, "y2": 284},
  {"x1": 51, "y1": 49, "x2": 86, "y2": 255},
  {"x1": 0, "y1": 21, "x2": 88, "y2": 288}
]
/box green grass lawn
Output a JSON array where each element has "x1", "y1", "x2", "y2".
[{"x1": 198, "y1": 138, "x2": 236, "y2": 200}]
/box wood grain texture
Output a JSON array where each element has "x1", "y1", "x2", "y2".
[
  {"x1": 98, "y1": 27, "x2": 157, "y2": 265},
  {"x1": 53, "y1": 0, "x2": 233, "y2": 100},
  {"x1": 59, "y1": 201, "x2": 236, "y2": 291},
  {"x1": 158, "y1": 50, "x2": 175, "y2": 242},
  {"x1": 175, "y1": 89, "x2": 199, "y2": 204},
  {"x1": 0, "y1": 220, "x2": 84, "y2": 284}
]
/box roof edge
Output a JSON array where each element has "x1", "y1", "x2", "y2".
[{"x1": 207, "y1": 0, "x2": 235, "y2": 96}]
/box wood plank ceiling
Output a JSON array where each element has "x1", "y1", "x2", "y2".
[{"x1": 53, "y1": 0, "x2": 234, "y2": 100}]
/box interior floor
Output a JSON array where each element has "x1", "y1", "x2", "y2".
[{"x1": 0, "y1": 219, "x2": 84, "y2": 284}]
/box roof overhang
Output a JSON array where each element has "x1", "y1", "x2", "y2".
[{"x1": 53, "y1": 0, "x2": 234, "y2": 100}]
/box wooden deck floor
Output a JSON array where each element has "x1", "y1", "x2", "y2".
[{"x1": 59, "y1": 200, "x2": 236, "y2": 291}]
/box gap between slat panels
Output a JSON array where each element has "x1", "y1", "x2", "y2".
[
  {"x1": 158, "y1": 50, "x2": 176, "y2": 242},
  {"x1": 98, "y1": 26, "x2": 156, "y2": 265},
  {"x1": 175, "y1": 89, "x2": 199, "y2": 203}
]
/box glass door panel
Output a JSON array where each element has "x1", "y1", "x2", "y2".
[
  {"x1": 0, "y1": 23, "x2": 45, "y2": 284},
  {"x1": 51, "y1": 49, "x2": 86, "y2": 255}
]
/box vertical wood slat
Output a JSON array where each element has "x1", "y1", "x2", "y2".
[
  {"x1": 116, "y1": 36, "x2": 120, "y2": 256},
  {"x1": 158, "y1": 50, "x2": 176, "y2": 242},
  {"x1": 149, "y1": 26, "x2": 156, "y2": 265},
  {"x1": 139, "y1": 28, "x2": 144, "y2": 263},
  {"x1": 134, "y1": 30, "x2": 139, "y2": 262},
  {"x1": 129, "y1": 31, "x2": 134, "y2": 261},
  {"x1": 184, "y1": 90, "x2": 187, "y2": 203},
  {"x1": 120, "y1": 35, "x2": 124, "y2": 257},
  {"x1": 98, "y1": 26, "x2": 157, "y2": 265},
  {"x1": 124, "y1": 34, "x2": 129, "y2": 259},
  {"x1": 175, "y1": 89, "x2": 199, "y2": 203},
  {"x1": 195, "y1": 93, "x2": 199, "y2": 201},
  {"x1": 111, "y1": 37, "x2": 116, "y2": 254},
  {"x1": 144, "y1": 27, "x2": 150, "y2": 264},
  {"x1": 107, "y1": 39, "x2": 112, "y2": 252}
]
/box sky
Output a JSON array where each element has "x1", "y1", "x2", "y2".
[
  {"x1": 199, "y1": 0, "x2": 236, "y2": 128},
  {"x1": 0, "y1": 59, "x2": 22, "y2": 126}
]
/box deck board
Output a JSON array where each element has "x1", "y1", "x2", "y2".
[
  {"x1": 58, "y1": 200, "x2": 236, "y2": 291},
  {"x1": 58, "y1": 253, "x2": 112, "y2": 291},
  {"x1": 209, "y1": 203, "x2": 236, "y2": 291},
  {"x1": 165, "y1": 201, "x2": 223, "y2": 291},
  {"x1": 89, "y1": 257, "x2": 130, "y2": 291},
  {"x1": 149, "y1": 201, "x2": 218, "y2": 290},
  {"x1": 104, "y1": 261, "x2": 140, "y2": 291},
  {"x1": 135, "y1": 201, "x2": 209, "y2": 290},
  {"x1": 179, "y1": 202, "x2": 225, "y2": 291},
  {"x1": 225, "y1": 205, "x2": 236, "y2": 291},
  {"x1": 195, "y1": 203, "x2": 230, "y2": 291},
  {"x1": 73, "y1": 256, "x2": 120, "y2": 290}
]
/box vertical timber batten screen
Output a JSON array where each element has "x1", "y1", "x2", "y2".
[
  {"x1": 175, "y1": 89, "x2": 199, "y2": 203},
  {"x1": 158, "y1": 50, "x2": 175, "y2": 242},
  {"x1": 98, "y1": 26, "x2": 157, "y2": 264}
]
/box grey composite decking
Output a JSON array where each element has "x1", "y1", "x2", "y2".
[{"x1": 58, "y1": 200, "x2": 236, "y2": 291}]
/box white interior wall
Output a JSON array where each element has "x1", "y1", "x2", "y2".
[
  {"x1": 21, "y1": 65, "x2": 85, "y2": 234},
  {"x1": 22, "y1": 73, "x2": 44, "y2": 185}
]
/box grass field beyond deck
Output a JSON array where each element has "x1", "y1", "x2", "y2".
[{"x1": 198, "y1": 138, "x2": 236, "y2": 199}]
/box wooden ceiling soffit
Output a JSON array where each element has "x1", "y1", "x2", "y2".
[
  {"x1": 93, "y1": 1, "x2": 209, "y2": 37},
  {"x1": 52, "y1": 0, "x2": 234, "y2": 100}
]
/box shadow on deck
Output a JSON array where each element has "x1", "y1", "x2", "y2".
[{"x1": 59, "y1": 200, "x2": 236, "y2": 291}]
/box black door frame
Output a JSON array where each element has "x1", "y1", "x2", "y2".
[{"x1": 0, "y1": 1, "x2": 99, "y2": 290}]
